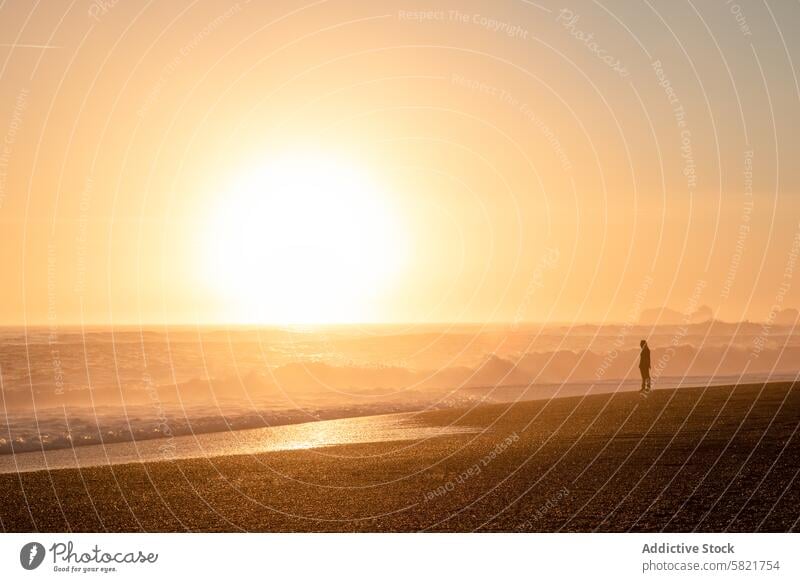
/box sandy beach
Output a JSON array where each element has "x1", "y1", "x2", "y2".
[{"x1": 1, "y1": 382, "x2": 798, "y2": 532}]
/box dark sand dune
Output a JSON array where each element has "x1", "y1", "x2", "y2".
[{"x1": 1, "y1": 382, "x2": 798, "y2": 532}]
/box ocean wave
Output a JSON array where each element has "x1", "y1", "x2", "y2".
[{"x1": 3, "y1": 325, "x2": 800, "y2": 454}]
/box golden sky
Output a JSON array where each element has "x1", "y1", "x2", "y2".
[{"x1": 0, "y1": 0, "x2": 798, "y2": 325}]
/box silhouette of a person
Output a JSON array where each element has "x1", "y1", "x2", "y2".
[{"x1": 639, "y1": 340, "x2": 651, "y2": 392}]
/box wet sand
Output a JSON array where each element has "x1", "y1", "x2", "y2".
[{"x1": 1, "y1": 382, "x2": 798, "y2": 532}]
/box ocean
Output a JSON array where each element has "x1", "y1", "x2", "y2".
[{"x1": 1, "y1": 323, "x2": 797, "y2": 466}]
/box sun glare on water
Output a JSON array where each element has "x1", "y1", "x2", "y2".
[{"x1": 203, "y1": 151, "x2": 407, "y2": 324}]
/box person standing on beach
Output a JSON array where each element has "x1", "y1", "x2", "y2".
[{"x1": 639, "y1": 340, "x2": 651, "y2": 392}]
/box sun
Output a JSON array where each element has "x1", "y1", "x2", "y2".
[{"x1": 201, "y1": 151, "x2": 407, "y2": 324}]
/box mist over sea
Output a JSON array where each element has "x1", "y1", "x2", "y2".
[{"x1": 1, "y1": 322, "x2": 798, "y2": 457}]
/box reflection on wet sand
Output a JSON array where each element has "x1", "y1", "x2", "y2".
[{"x1": 0, "y1": 412, "x2": 478, "y2": 474}]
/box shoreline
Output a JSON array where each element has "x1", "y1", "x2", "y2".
[
  {"x1": 4, "y1": 374, "x2": 795, "y2": 466},
  {"x1": 1, "y1": 381, "x2": 798, "y2": 532}
]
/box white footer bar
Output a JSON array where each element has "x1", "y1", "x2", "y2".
[{"x1": 1, "y1": 533, "x2": 797, "y2": 581}]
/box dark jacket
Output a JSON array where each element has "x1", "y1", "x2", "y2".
[{"x1": 639, "y1": 345, "x2": 651, "y2": 370}]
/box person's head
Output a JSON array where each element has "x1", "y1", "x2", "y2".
[{"x1": 640, "y1": 339, "x2": 647, "y2": 348}]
